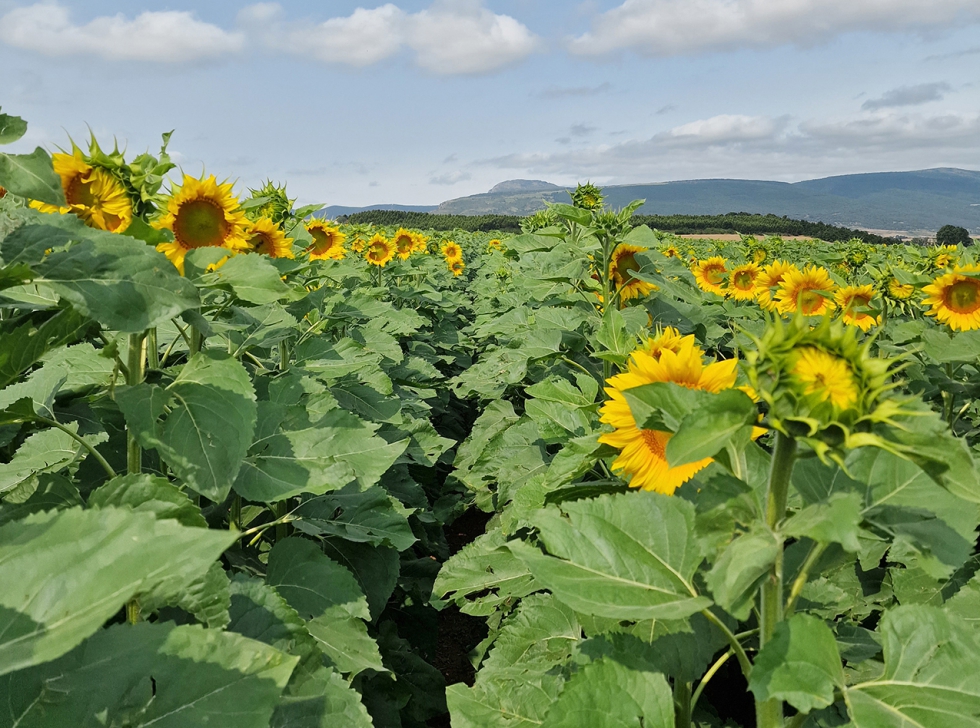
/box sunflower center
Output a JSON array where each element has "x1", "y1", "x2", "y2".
[
  {"x1": 705, "y1": 266, "x2": 725, "y2": 285},
  {"x1": 616, "y1": 253, "x2": 638, "y2": 280},
  {"x1": 250, "y1": 232, "x2": 274, "y2": 256},
  {"x1": 309, "y1": 228, "x2": 335, "y2": 252},
  {"x1": 65, "y1": 174, "x2": 96, "y2": 207},
  {"x1": 396, "y1": 236, "x2": 413, "y2": 253},
  {"x1": 799, "y1": 289, "x2": 823, "y2": 314},
  {"x1": 173, "y1": 199, "x2": 228, "y2": 249},
  {"x1": 640, "y1": 428, "x2": 667, "y2": 458},
  {"x1": 846, "y1": 295, "x2": 870, "y2": 314},
  {"x1": 733, "y1": 271, "x2": 754, "y2": 290},
  {"x1": 946, "y1": 279, "x2": 980, "y2": 314}
]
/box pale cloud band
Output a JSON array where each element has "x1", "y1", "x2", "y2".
[
  {"x1": 0, "y1": 1, "x2": 539, "y2": 74},
  {"x1": 569, "y1": 0, "x2": 980, "y2": 56}
]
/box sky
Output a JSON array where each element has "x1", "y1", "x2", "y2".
[{"x1": 1, "y1": 0, "x2": 979, "y2": 207}]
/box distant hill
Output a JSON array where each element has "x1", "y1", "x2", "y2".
[
  {"x1": 318, "y1": 203, "x2": 438, "y2": 219},
  {"x1": 433, "y1": 169, "x2": 980, "y2": 234},
  {"x1": 487, "y1": 179, "x2": 563, "y2": 194}
]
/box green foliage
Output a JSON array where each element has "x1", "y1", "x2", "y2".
[{"x1": 937, "y1": 224, "x2": 972, "y2": 246}]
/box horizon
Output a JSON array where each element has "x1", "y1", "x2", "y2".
[{"x1": 2, "y1": 1, "x2": 980, "y2": 206}]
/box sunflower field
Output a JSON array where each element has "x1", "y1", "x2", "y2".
[{"x1": 0, "y1": 111, "x2": 979, "y2": 728}]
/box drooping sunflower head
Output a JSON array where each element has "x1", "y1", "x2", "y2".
[
  {"x1": 154, "y1": 174, "x2": 249, "y2": 274},
  {"x1": 305, "y1": 219, "x2": 346, "y2": 261},
  {"x1": 365, "y1": 233, "x2": 394, "y2": 267},
  {"x1": 932, "y1": 246, "x2": 957, "y2": 269},
  {"x1": 775, "y1": 265, "x2": 836, "y2": 316},
  {"x1": 755, "y1": 260, "x2": 799, "y2": 311},
  {"x1": 351, "y1": 237, "x2": 367, "y2": 253},
  {"x1": 745, "y1": 316, "x2": 898, "y2": 454},
  {"x1": 692, "y1": 256, "x2": 728, "y2": 295},
  {"x1": 31, "y1": 150, "x2": 134, "y2": 233},
  {"x1": 448, "y1": 258, "x2": 466, "y2": 277},
  {"x1": 750, "y1": 246, "x2": 768, "y2": 264},
  {"x1": 412, "y1": 232, "x2": 430, "y2": 254},
  {"x1": 392, "y1": 228, "x2": 417, "y2": 259},
  {"x1": 727, "y1": 262, "x2": 761, "y2": 301},
  {"x1": 246, "y1": 217, "x2": 294, "y2": 259},
  {"x1": 922, "y1": 264, "x2": 980, "y2": 331},
  {"x1": 597, "y1": 337, "x2": 740, "y2": 495},
  {"x1": 611, "y1": 244, "x2": 657, "y2": 302},
  {"x1": 835, "y1": 284, "x2": 879, "y2": 332},
  {"x1": 441, "y1": 240, "x2": 462, "y2": 261}
]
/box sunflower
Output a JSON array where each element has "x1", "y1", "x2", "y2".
[
  {"x1": 487, "y1": 238, "x2": 502, "y2": 250},
  {"x1": 922, "y1": 265, "x2": 980, "y2": 331},
  {"x1": 154, "y1": 174, "x2": 249, "y2": 274},
  {"x1": 598, "y1": 336, "x2": 739, "y2": 495},
  {"x1": 750, "y1": 246, "x2": 768, "y2": 264},
  {"x1": 351, "y1": 237, "x2": 367, "y2": 253},
  {"x1": 775, "y1": 265, "x2": 836, "y2": 316},
  {"x1": 790, "y1": 346, "x2": 859, "y2": 411},
  {"x1": 365, "y1": 233, "x2": 394, "y2": 267},
  {"x1": 835, "y1": 284, "x2": 878, "y2": 331},
  {"x1": 727, "y1": 262, "x2": 761, "y2": 301},
  {"x1": 611, "y1": 244, "x2": 657, "y2": 302},
  {"x1": 32, "y1": 151, "x2": 133, "y2": 233},
  {"x1": 662, "y1": 244, "x2": 681, "y2": 259},
  {"x1": 412, "y1": 232, "x2": 429, "y2": 253},
  {"x1": 448, "y1": 259, "x2": 465, "y2": 277},
  {"x1": 392, "y1": 228, "x2": 417, "y2": 260},
  {"x1": 933, "y1": 246, "x2": 956, "y2": 269},
  {"x1": 692, "y1": 257, "x2": 728, "y2": 295},
  {"x1": 887, "y1": 277, "x2": 915, "y2": 301},
  {"x1": 305, "y1": 219, "x2": 346, "y2": 261},
  {"x1": 246, "y1": 217, "x2": 294, "y2": 259},
  {"x1": 755, "y1": 260, "x2": 799, "y2": 311},
  {"x1": 441, "y1": 240, "x2": 462, "y2": 261},
  {"x1": 643, "y1": 326, "x2": 693, "y2": 359}
]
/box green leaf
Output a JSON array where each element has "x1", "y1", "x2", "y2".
[
  {"x1": 666, "y1": 388, "x2": 756, "y2": 467},
  {"x1": 271, "y1": 666, "x2": 374, "y2": 728},
  {"x1": 783, "y1": 492, "x2": 864, "y2": 552},
  {"x1": 481, "y1": 594, "x2": 580, "y2": 675},
  {"x1": 2, "y1": 622, "x2": 297, "y2": 728},
  {"x1": 749, "y1": 613, "x2": 845, "y2": 713},
  {"x1": 0, "y1": 111, "x2": 28, "y2": 144},
  {"x1": 207, "y1": 252, "x2": 303, "y2": 304},
  {"x1": 0, "y1": 424, "x2": 84, "y2": 497},
  {"x1": 623, "y1": 381, "x2": 703, "y2": 432},
  {"x1": 228, "y1": 575, "x2": 318, "y2": 659},
  {"x1": 323, "y1": 539, "x2": 399, "y2": 622},
  {"x1": 945, "y1": 573, "x2": 980, "y2": 632},
  {"x1": 33, "y1": 225, "x2": 200, "y2": 331},
  {"x1": 434, "y1": 529, "x2": 537, "y2": 616},
  {"x1": 509, "y1": 492, "x2": 712, "y2": 620},
  {"x1": 540, "y1": 658, "x2": 674, "y2": 728},
  {"x1": 0, "y1": 306, "x2": 92, "y2": 389},
  {"x1": 845, "y1": 606, "x2": 980, "y2": 727},
  {"x1": 266, "y1": 538, "x2": 369, "y2": 621},
  {"x1": 234, "y1": 408, "x2": 407, "y2": 503},
  {"x1": 119, "y1": 351, "x2": 258, "y2": 502},
  {"x1": 0, "y1": 506, "x2": 235, "y2": 675},
  {"x1": 0, "y1": 148, "x2": 65, "y2": 205},
  {"x1": 306, "y1": 606, "x2": 387, "y2": 677},
  {"x1": 88, "y1": 473, "x2": 207, "y2": 527},
  {"x1": 293, "y1": 484, "x2": 416, "y2": 551},
  {"x1": 706, "y1": 527, "x2": 779, "y2": 620}
]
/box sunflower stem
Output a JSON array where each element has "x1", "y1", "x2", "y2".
[
  {"x1": 757, "y1": 431, "x2": 797, "y2": 728},
  {"x1": 146, "y1": 327, "x2": 159, "y2": 370},
  {"x1": 126, "y1": 332, "x2": 146, "y2": 476},
  {"x1": 674, "y1": 680, "x2": 692, "y2": 728},
  {"x1": 279, "y1": 340, "x2": 289, "y2": 373},
  {"x1": 189, "y1": 326, "x2": 203, "y2": 356}
]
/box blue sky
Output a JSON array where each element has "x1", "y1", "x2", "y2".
[{"x1": 2, "y1": 0, "x2": 979, "y2": 206}]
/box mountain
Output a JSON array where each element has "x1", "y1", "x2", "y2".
[
  {"x1": 487, "y1": 179, "x2": 563, "y2": 194},
  {"x1": 319, "y1": 203, "x2": 438, "y2": 218},
  {"x1": 433, "y1": 170, "x2": 980, "y2": 234}
]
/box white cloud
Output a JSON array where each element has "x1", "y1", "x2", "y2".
[
  {"x1": 430, "y1": 170, "x2": 472, "y2": 185},
  {"x1": 570, "y1": 0, "x2": 980, "y2": 57},
  {"x1": 0, "y1": 3, "x2": 243, "y2": 62},
  {"x1": 479, "y1": 110, "x2": 980, "y2": 182},
  {"x1": 407, "y1": 0, "x2": 538, "y2": 74},
  {"x1": 244, "y1": 0, "x2": 538, "y2": 74},
  {"x1": 244, "y1": 3, "x2": 406, "y2": 66},
  {"x1": 862, "y1": 82, "x2": 951, "y2": 110}
]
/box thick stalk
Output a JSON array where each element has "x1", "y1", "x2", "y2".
[
  {"x1": 279, "y1": 340, "x2": 289, "y2": 373},
  {"x1": 146, "y1": 327, "x2": 159, "y2": 369},
  {"x1": 757, "y1": 431, "x2": 798, "y2": 728},
  {"x1": 189, "y1": 326, "x2": 203, "y2": 356},
  {"x1": 126, "y1": 332, "x2": 146, "y2": 475},
  {"x1": 674, "y1": 680, "x2": 692, "y2": 728}
]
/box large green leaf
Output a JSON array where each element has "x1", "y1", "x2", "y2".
[
  {"x1": 0, "y1": 506, "x2": 235, "y2": 675},
  {"x1": 705, "y1": 527, "x2": 779, "y2": 620},
  {"x1": 118, "y1": 351, "x2": 257, "y2": 502},
  {"x1": 1, "y1": 622, "x2": 296, "y2": 728},
  {"x1": 749, "y1": 614, "x2": 845, "y2": 714},
  {"x1": 509, "y1": 492, "x2": 712, "y2": 620},
  {"x1": 0, "y1": 148, "x2": 65, "y2": 206},
  {"x1": 0, "y1": 306, "x2": 92, "y2": 389},
  {"x1": 292, "y1": 484, "x2": 416, "y2": 551},
  {"x1": 88, "y1": 473, "x2": 207, "y2": 527},
  {"x1": 0, "y1": 425, "x2": 83, "y2": 497},
  {"x1": 32, "y1": 225, "x2": 200, "y2": 331},
  {"x1": 666, "y1": 388, "x2": 757, "y2": 467},
  {"x1": 271, "y1": 666, "x2": 374, "y2": 728},
  {"x1": 783, "y1": 492, "x2": 864, "y2": 553},
  {"x1": 0, "y1": 111, "x2": 28, "y2": 144},
  {"x1": 266, "y1": 538, "x2": 368, "y2": 621},
  {"x1": 845, "y1": 605, "x2": 980, "y2": 727},
  {"x1": 540, "y1": 658, "x2": 674, "y2": 728},
  {"x1": 206, "y1": 252, "x2": 303, "y2": 304},
  {"x1": 227, "y1": 575, "x2": 318, "y2": 660},
  {"x1": 234, "y1": 408, "x2": 406, "y2": 503},
  {"x1": 306, "y1": 606, "x2": 387, "y2": 677}
]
